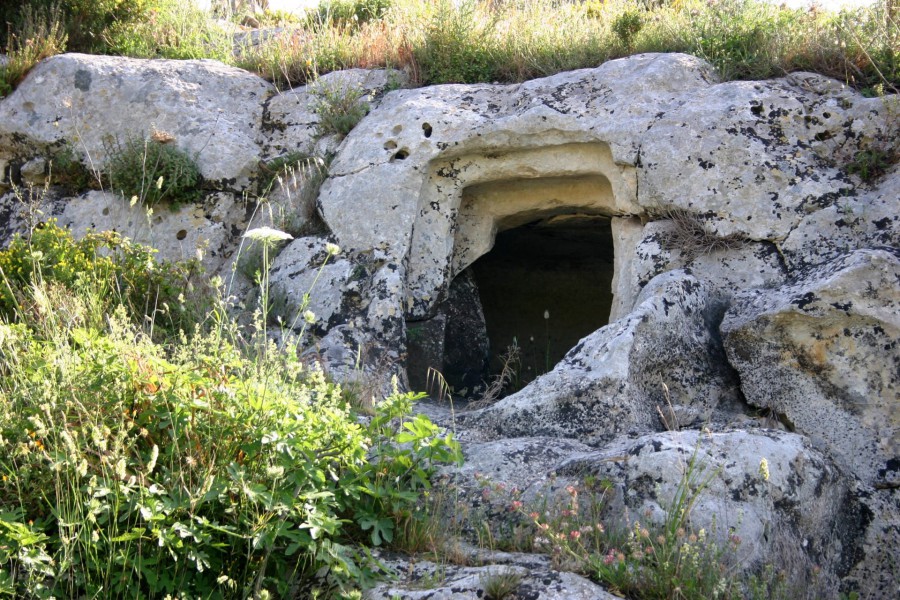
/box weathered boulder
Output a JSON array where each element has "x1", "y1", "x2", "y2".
[
  {"x1": 637, "y1": 72, "x2": 891, "y2": 242},
  {"x1": 366, "y1": 551, "x2": 618, "y2": 600},
  {"x1": 429, "y1": 429, "x2": 857, "y2": 593},
  {"x1": 0, "y1": 53, "x2": 274, "y2": 190},
  {"x1": 267, "y1": 237, "x2": 408, "y2": 388},
  {"x1": 458, "y1": 270, "x2": 742, "y2": 442},
  {"x1": 262, "y1": 67, "x2": 407, "y2": 162},
  {"x1": 555, "y1": 430, "x2": 856, "y2": 586},
  {"x1": 616, "y1": 219, "x2": 788, "y2": 316},
  {"x1": 782, "y1": 164, "x2": 900, "y2": 271},
  {"x1": 0, "y1": 188, "x2": 247, "y2": 275},
  {"x1": 722, "y1": 248, "x2": 899, "y2": 487}
]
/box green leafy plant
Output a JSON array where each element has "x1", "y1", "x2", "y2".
[
  {"x1": 0, "y1": 219, "x2": 209, "y2": 337},
  {"x1": 105, "y1": 135, "x2": 202, "y2": 207},
  {"x1": 310, "y1": 79, "x2": 371, "y2": 137},
  {"x1": 48, "y1": 143, "x2": 96, "y2": 192},
  {"x1": 0, "y1": 221, "x2": 462, "y2": 598},
  {"x1": 612, "y1": 9, "x2": 644, "y2": 52}
]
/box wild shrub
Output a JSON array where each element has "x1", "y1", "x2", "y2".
[
  {"x1": 49, "y1": 144, "x2": 97, "y2": 192},
  {"x1": 103, "y1": 0, "x2": 233, "y2": 61},
  {"x1": 314, "y1": 0, "x2": 394, "y2": 28},
  {"x1": 310, "y1": 79, "x2": 371, "y2": 137},
  {"x1": 105, "y1": 135, "x2": 202, "y2": 208},
  {"x1": 0, "y1": 220, "x2": 209, "y2": 337},
  {"x1": 0, "y1": 2, "x2": 68, "y2": 98},
  {"x1": 612, "y1": 9, "x2": 644, "y2": 52},
  {"x1": 0, "y1": 221, "x2": 462, "y2": 597},
  {"x1": 415, "y1": 0, "x2": 498, "y2": 84}
]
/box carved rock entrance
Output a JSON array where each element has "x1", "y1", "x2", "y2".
[{"x1": 469, "y1": 215, "x2": 615, "y2": 386}]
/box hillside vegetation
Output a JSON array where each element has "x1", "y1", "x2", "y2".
[{"x1": 1, "y1": 0, "x2": 897, "y2": 96}]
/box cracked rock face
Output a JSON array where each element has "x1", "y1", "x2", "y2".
[{"x1": 722, "y1": 248, "x2": 900, "y2": 488}]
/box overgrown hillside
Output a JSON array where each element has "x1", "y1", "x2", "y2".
[{"x1": 1, "y1": 0, "x2": 898, "y2": 97}]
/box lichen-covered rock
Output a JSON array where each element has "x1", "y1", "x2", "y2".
[
  {"x1": 459, "y1": 271, "x2": 741, "y2": 442},
  {"x1": 637, "y1": 72, "x2": 891, "y2": 242},
  {"x1": 266, "y1": 237, "x2": 408, "y2": 388},
  {"x1": 267, "y1": 236, "x2": 353, "y2": 332},
  {"x1": 0, "y1": 54, "x2": 274, "y2": 190},
  {"x1": 0, "y1": 188, "x2": 246, "y2": 275},
  {"x1": 618, "y1": 220, "x2": 789, "y2": 316},
  {"x1": 555, "y1": 430, "x2": 856, "y2": 585},
  {"x1": 782, "y1": 165, "x2": 900, "y2": 271},
  {"x1": 722, "y1": 248, "x2": 899, "y2": 486},
  {"x1": 262, "y1": 68, "x2": 406, "y2": 162},
  {"x1": 366, "y1": 551, "x2": 618, "y2": 600}
]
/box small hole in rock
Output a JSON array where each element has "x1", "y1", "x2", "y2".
[
  {"x1": 392, "y1": 149, "x2": 410, "y2": 161},
  {"x1": 422, "y1": 122, "x2": 433, "y2": 138},
  {"x1": 750, "y1": 104, "x2": 763, "y2": 116},
  {"x1": 384, "y1": 140, "x2": 397, "y2": 150},
  {"x1": 176, "y1": 229, "x2": 187, "y2": 240},
  {"x1": 392, "y1": 125, "x2": 403, "y2": 135},
  {"x1": 823, "y1": 112, "x2": 831, "y2": 119},
  {"x1": 102, "y1": 207, "x2": 109, "y2": 216}
]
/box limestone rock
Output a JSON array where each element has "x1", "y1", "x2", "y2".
[
  {"x1": 0, "y1": 53, "x2": 274, "y2": 190},
  {"x1": 460, "y1": 271, "x2": 741, "y2": 443},
  {"x1": 267, "y1": 237, "x2": 408, "y2": 387},
  {"x1": 0, "y1": 188, "x2": 246, "y2": 275},
  {"x1": 722, "y1": 248, "x2": 900, "y2": 486},
  {"x1": 638, "y1": 73, "x2": 891, "y2": 242},
  {"x1": 366, "y1": 552, "x2": 618, "y2": 600},
  {"x1": 318, "y1": 53, "x2": 713, "y2": 320},
  {"x1": 556, "y1": 430, "x2": 856, "y2": 583},
  {"x1": 406, "y1": 270, "x2": 490, "y2": 395},
  {"x1": 782, "y1": 165, "x2": 900, "y2": 271},
  {"x1": 618, "y1": 219, "x2": 788, "y2": 314},
  {"x1": 262, "y1": 68, "x2": 407, "y2": 162},
  {"x1": 268, "y1": 236, "x2": 353, "y2": 332}
]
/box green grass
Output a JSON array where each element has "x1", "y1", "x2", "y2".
[{"x1": 2, "y1": 1, "x2": 898, "y2": 96}]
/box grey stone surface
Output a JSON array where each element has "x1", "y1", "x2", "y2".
[
  {"x1": 722, "y1": 248, "x2": 900, "y2": 487},
  {"x1": 0, "y1": 53, "x2": 274, "y2": 190}
]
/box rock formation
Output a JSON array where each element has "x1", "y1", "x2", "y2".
[{"x1": 1, "y1": 51, "x2": 897, "y2": 598}]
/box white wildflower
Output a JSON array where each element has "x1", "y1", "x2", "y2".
[
  {"x1": 325, "y1": 242, "x2": 341, "y2": 256},
  {"x1": 303, "y1": 310, "x2": 316, "y2": 324},
  {"x1": 147, "y1": 444, "x2": 159, "y2": 475},
  {"x1": 243, "y1": 227, "x2": 293, "y2": 244}
]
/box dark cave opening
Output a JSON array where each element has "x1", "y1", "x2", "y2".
[{"x1": 466, "y1": 215, "x2": 615, "y2": 389}]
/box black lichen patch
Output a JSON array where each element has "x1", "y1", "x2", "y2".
[{"x1": 74, "y1": 69, "x2": 92, "y2": 92}]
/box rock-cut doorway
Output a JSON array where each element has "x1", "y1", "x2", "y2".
[{"x1": 449, "y1": 214, "x2": 615, "y2": 393}]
